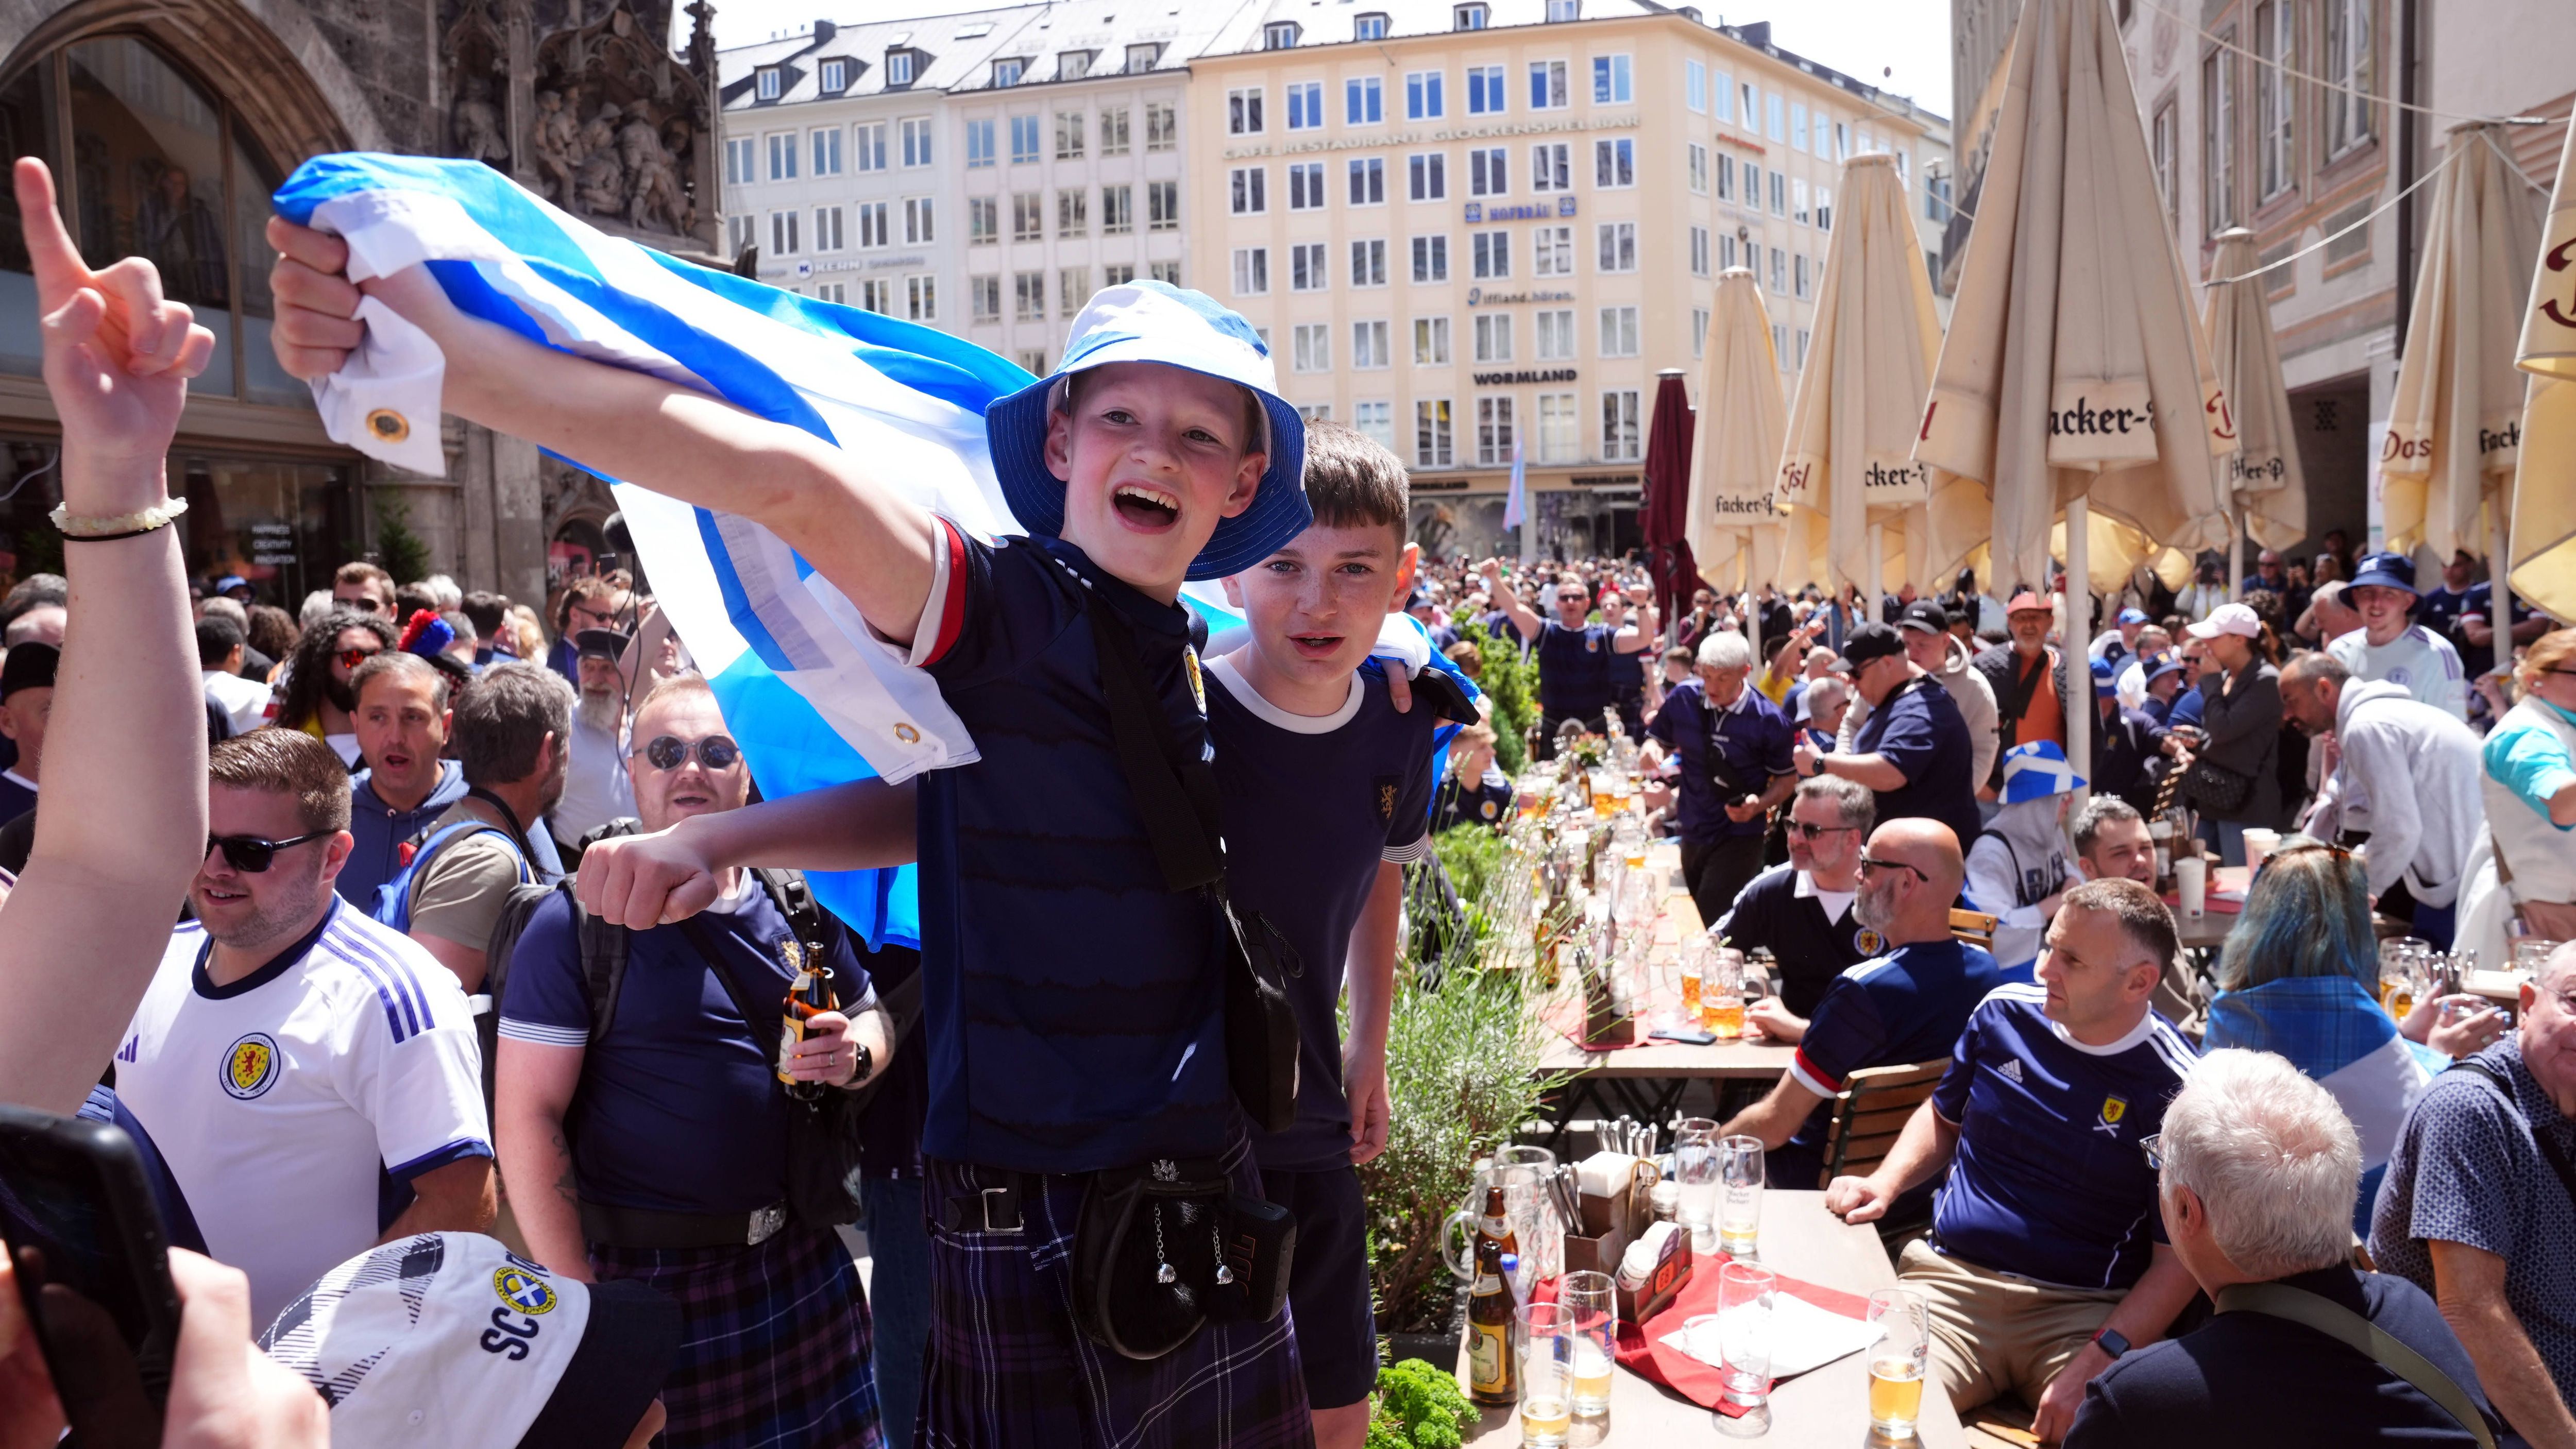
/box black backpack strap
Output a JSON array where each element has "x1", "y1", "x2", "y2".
[{"x1": 1082, "y1": 586, "x2": 1225, "y2": 894}]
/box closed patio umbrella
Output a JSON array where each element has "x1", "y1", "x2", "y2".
[
  {"x1": 1777, "y1": 152, "x2": 1967, "y2": 602},
  {"x1": 2204, "y1": 227, "x2": 2308, "y2": 592},
  {"x1": 1641, "y1": 368, "x2": 1699, "y2": 630},
  {"x1": 1913, "y1": 0, "x2": 2233, "y2": 791},
  {"x1": 2386, "y1": 121, "x2": 2545, "y2": 653},
  {"x1": 1688, "y1": 268, "x2": 1788, "y2": 596},
  {"x1": 2515, "y1": 111, "x2": 2576, "y2": 622}
]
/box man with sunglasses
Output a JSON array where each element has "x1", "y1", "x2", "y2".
[
  {"x1": 110, "y1": 729, "x2": 497, "y2": 1325},
  {"x1": 1797, "y1": 622, "x2": 1984, "y2": 855},
  {"x1": 1710, "y1": 775, "x2": 1878, "y2": 1044},
  {"x1": 548, "y1": 574, "x2": 631, "y2": 682},
  {"x1": 330, "y1": 560, "x2": 395, "y2": 618}
]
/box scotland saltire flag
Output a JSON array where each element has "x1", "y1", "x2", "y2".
[{"x1": 2202, "y1": 976, "x2": 2444, "y2": 1182}]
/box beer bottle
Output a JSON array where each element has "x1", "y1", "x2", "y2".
[
  {"x1": 776, "y1": 937, "x2": 835, "y2": 1099},
  {"x1": 1466, "y1": 1181, "x2": 1520, "y2": 1406}
]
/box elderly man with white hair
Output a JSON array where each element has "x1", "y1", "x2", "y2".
[
  {"x1": 1645, "y1": 628, "x2": 1795, "y2": 926},
  {"x1": 2066, "y1": 1049, "x2": 2503, "y2": 1446}
]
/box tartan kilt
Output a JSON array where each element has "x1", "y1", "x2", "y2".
[
  {"x1": 920, "y1": 1135, "x2": 1315, "y2": 1449},
  {"x1": 592, "y1": 1221, "x2": 884, "y2": 1449}
]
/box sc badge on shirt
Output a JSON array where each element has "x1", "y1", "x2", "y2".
[
  {"x1": 484, "y1": 1258, "x2": 559, "y2": 1360},
  {"x1": 2094, "y1": 1094, "x2": 2129, "y2": 1138}
]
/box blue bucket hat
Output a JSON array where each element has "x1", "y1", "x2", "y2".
[
  {"x1": 2140, "y1": 650, "x2": 2187, "y2": 687},
  {"x1": 983, "y1": 280, "x2": 1310, "y2": 582},
  {"x1": 1999, "y1": 740, "x2": 2086, "y2": 804},
  {"x1": 2349, "y1": 551, "x2": 2420, "y2": 596}
]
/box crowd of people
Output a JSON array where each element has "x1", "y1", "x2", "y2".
[{"x1": 5, "y1": 146, "x2": 2576, "y2": 1449}]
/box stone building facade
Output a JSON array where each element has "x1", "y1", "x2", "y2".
[{"x1": 0, "y1": 0, "x2": 719, "y2": 610}]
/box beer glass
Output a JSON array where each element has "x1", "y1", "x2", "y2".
[
  {"x1": 1517, "y1": 1303, "x2": 1575, "y2": 1448},
  {"x1": 1442, "y1": 1164, "x2": 1540, "y2": 1284},
  {"x1": 1493, "y1": 1145, "x2": 1564, "y2": 1286},
  {"x1": 1717, "y1": 1135, "x2": 1764, "y2": 1259},
  {"x1": 1715, "y1": 1262, "x2": 1776, "y2": 1410},
  {"x1": 1560, "y1": 1269, "x2": 1617, "y2": 1425},
  {"x1": 1679, "y1": 935, "x2": 1713, "y2": 1024},
  {"x1": 1867, "y1": 1288, "x2": 1931, "y2": 1438},
  {"x1": 1673, "y1": 1118, "x2": 1722, "y2": 1251},
  {"x1": 1704, "y1": 948, "x2": 1748, "y2": 1040},
  {"x1": 1612, "y1": 812, "x2": 1647, "y2": 872},
  {"x1": 2517, "y1": 937, "x2": 2564, "y2": 985},
  {"x1": 2379, "y1": 937, "x2": 2429, "y2": 1015}
]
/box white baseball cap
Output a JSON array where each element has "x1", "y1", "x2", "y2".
[
  {"x1": 258, "y1": 1233, "x2": 677, "y2": 1448},
  {"x1": 2186, "y1": 602, "x2": 2263, "y2": 640}
]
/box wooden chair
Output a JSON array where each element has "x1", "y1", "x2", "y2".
[
  {"x1": 1950, "y1": 908, "x2": 1999, "y2": 954},
  {"x1": 1818, "y1": 1058, "x2": 1951, "y2": 1188}
]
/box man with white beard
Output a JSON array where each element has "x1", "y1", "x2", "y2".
[{"x1": 549, "y1": 627, "x2": 637, "y2": 861}]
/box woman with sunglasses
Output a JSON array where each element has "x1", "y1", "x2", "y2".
[{"x1": 2454, "y1": 627, "x2": 2576, "y2": 970}]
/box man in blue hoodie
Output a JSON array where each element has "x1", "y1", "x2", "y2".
[{"x1": 336, "y1": 650, "x2": 468, "y2": 906}]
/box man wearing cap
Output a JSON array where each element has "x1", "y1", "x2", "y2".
[
  {"x1": 1796, "y1": 622, "x2": 1984, "y2": 855},
  {"x1": 1976, "y1": 592, "x2": 2072, "y2": 799},
  {"x1": 2281, "y1": 651, "x2": 2482, "y2": 950},
  {"x1": 1871, "y1": 600, "x2": 2000, "y2": 797},
  {"x1": 1482, "y1": 559, "x2": 1654, "y2": 757},
  {"x1": 1649, "y1": 628, "x2": 1795, "y2": 927},
  {"x1": 2330, "y1": 552, "x2": 2468, "y2": 722},
  {"x1": 2091, "y1": 657, "x2": 2170, "y2": 813},
  {"x1": 549, "y1": 627, "x2": 638, "y2": 860},
  {"x1": 1968, "y1": 743, "x2": 2088, "y2": 982},
  {"x1": 258, "y1": 1232, "x2": 681, "y2": 1449},
  {"x1": 2091, "y1": 608, "x2": 2151, "y2": 670},
  {"x1": 0, "y1": 640, "x2": 53, "y2": 826}
]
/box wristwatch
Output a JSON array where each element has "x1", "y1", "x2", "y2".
[
  {"x1": 845, "y1": 1042, "x2": 873, "y2": 1087},
  {"x1": 2091, "y1": 1326, "x2": 2131, "y2": 1360}
]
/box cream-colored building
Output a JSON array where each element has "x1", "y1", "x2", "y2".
[{"x1": 1188, "y1": 3, "x2": 1950, "y2": 560}]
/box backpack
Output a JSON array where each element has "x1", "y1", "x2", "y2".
[
  {"x1": 372, "y1": 819, "x2": 533, "y2": 935},
  {"x1": 472, "y1": 819, "x2": 639, "y2": 1121}
]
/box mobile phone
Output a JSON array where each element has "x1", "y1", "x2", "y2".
[{"x1": 0, "y1": 1103, "x2": 184, "y2": 1429}]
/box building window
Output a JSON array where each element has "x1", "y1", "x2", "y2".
[
  {"x1": 1287, "y1": 81, "x2": 1323, "y2": 130},
  {"x1": 1059, "y1": 49, "x2": 1093, "y2": 81},
  {"x1": 1740, "y1": 161, "x2": 1758, "y2": 207},
  {"x1": 1476, "y1": 395, "x2": 1516, "y2": 464},
  {"x1": 1769, "y1": 246, "x2": 1786, "y2": 292},
  {"x1": 725, "y1": 137, "x2": 755, "y2": 185},
  {"x1": 1716, "y1": 152, "x2": 1736, "y2": 202},
  {"x1": 1057, "y1": 189, "x2": 1087, "y2": 236},
  {"x1": 1151, "y1": 260, "x2": 1181, "y2": 285},
  {"x1": 1467, "y1": 65, "x2": 1507, "y2": 115},
  {"x1": 1794, "y1": 252, "x2": 1811, "y2": 298},
  {"x1": 1688, "y1": 143, "x2": 1709, "y2": 194},
  {"x1": 1767, "y1": 92, "x2": 1785, "y2": 142},
  {"x1": 770, "y1": 209, "x2": 799, "y2": 254},
  {"x1": 1597, "y1": 221, "x2": 1636, "y2": 272},
  {"x1": 1055, "y1": 111, "x2": 1086, "y2": 160},
  {"x1": 1690, "y1": 225, "x2": 1709, "y2": 277},
  {"x1": 1230, "y1": 87, "x2": 1265, "y2": 134},
  {"x1": 1104, "y1": 264, "x2": 1137, "y2": 286},
  {"x1": 961, "y1": 120, "x2": 989, "y2": 169},
  {"x1": 1015, "y1": 271, "x2": 1045, "y2": 320},
  {"x1": 1417, "y1": 398, "x2": 1455, "y2": 466},
  {"x1": 971, "y1": 275, "x2": 1002, "y2": 321},
  {"x1": 1230, "y1": 166, "x2": 1268, "y2": 214},
  {"x1": 1791, "y1": 102, "x2": 1808, "y2": 152},
  {"x1": 2325, "y1": 0, "x2": 2372, "y2": 154},
  {"x1": 1293, "y1": 322, "x2": 1331, "y2": 372},
  {"x1": 756, "y1": 66, "x2": 781, "y2": 101},
  {"x1": 902, "y1": 197, "x2": 933, "y2": 244},
  {"x1": 812, "y1": 128, "x2": 842, "y2": 176},
  {"x1": 2151, "y1": 101, "x2": 2178, "y2": 226},
  {"x1": 1818, "y1": 185, "x2": 1834, "y2": 231},
  {"x1": 1126, "y1": 42, "x2": 1162, "y2": 72},
  {"x1": 1454, "y1": 4, "x2": 1489, "y2": 30},
  {"x1": 1592, "y1": 55, "x2": 1632, "y2": 104},
  {"x1": 1352, "y1": 240, "x2": 1388, "y2": 286},
  {"x1": 1355, "y1": 13, "x2": 1391, "y2": 41},
  {"x1": 1297, "y1": 403, "x2": 1332, "y2": 423},
  {"x1": 1265, "y1": 21, "x2": 1301, "y2": 49},
  {"x1": 1349, "y1": 157, "x2": 1386, "y2": 205},
  {"x1": 1408, "y1": 70, "x2": 1446, "y2": 120},
  {"x1": 908, "y1": 275, "x2": 937, "y2": 321},
  {"x1": 1011, "y1": 114, "x2": 1041, "y2": 163},
  {"x1": 1547, "y1": 0, "x2": 1580, "y2": 18},
  {"x1": 1018, "y1": 348, "x2": 1048, "y2": 373},
  {"x1": 767, "y1": 132, "x2": 798, "y2": 180},
  {"x1": 1288, "y1": 162, "x2": 1326, "y2": 210},
  {"x1": 1773, "y1": 322, "x2": 1789, "y2": 364},
  {"x1": 1059, "y1": 268, "x2": 1088, "y2": 316},
  {"x1": 1473, "y1": 312, "x2": 1514, "y2": 362},
  {"x1": 1471, "y1": 230, "x2": 1512, "y2": 278},
  {"x1": 1598, "y1": 305, "x2": 1639, "y2": 357},
  {"x1": 968, "y1": 197, "x2": 997, "y2": 245},
  {"x1": 1232, "y1": 247, "x2": 1270, "y2": 295},
  {"x1": 2255, "y1": 1, "x2": 2294, "y2": 199},
  {"x1": 1412, "y1": 234, "x2": 1449, "y2": 282},
  {"x1": 1532, "y1": 143, "x2": 1570, "y2": 192},
  {"x1": 860, "y1": 200, "x2": 891, "y2": 248},
  {"x1": 992, "y1": 57, "x2": 1024, "y2": 87},
  {"x1": 1147, "y1": 104, "x2": 1177, "y2": 150},
  {"x1": 1355, "y1": 399, "x2": 1394, "y2": 446},
  {"x1": 1533, "y1": 309, "x2": 1575, "y2": 361},
  {"x1": 815, "y1": 205, "x2": 844, "y2": 251},
  {"x1": 1414, "y1": 316, "x2": 1452, "y2": 364},
  {"x1": 1530, "y1": 59, "x2": 1568, "y2": 110},
  {"x1": 1536, "y1": 391, "x2": 1578, "y2": 461},
  {"x1": 1468, "y1": 147, "x2": 1509, "y2": 197},
  {"x1": 1101, "y1": 107, "x2": 1131, "y2": 156},
  {"x1": 862, "y1": 278, "x2": 895, "y2": 313},
  {"x1": 1793, "y1": 178, "x2": 1810, "y2": 225},
  {"x1": 1719, "y1": 233, "x2": 1738, "y2": 269},
  {"x1": 1102, "y1": 185, "x2": 1133, "y2": 234},
  {"x1": 902, "y1": 117, "x2": 933, "y2": 167},
  {"x1": 1347, "y1": 76, "x2": 1384, "y2": 125},
  {"x1": 1012, "y1": 192, "x2": 1043, "y2": 241},
  {"x1": 1534, "y1": 225, "x2": 1574, "y2": 277},
  {"x1": 1354, "y1": 319, "x2": 1392, "y2": 367},
  {"x1": 1148, "y1": 180, "x2": 1180, "y2": 229},
  {"x1": 1409, "y1": 152, "x2": 1448, "y2": 201},
  {"x1": 2203, "y1": 42, "x2": 2237, "y2": 231},
  {"x1": 888, "y1": 50, "x2": 914, "y2": 86},
  {"x1": 1291, "y1": 242, "x2": 1328, "y2": 291},
  {"x1": 1601, "y1": 389, "x2": 1641, "y2": 460},
  {"x1": 1595, "y1": 138, "x2": 1634, "y2": 187}
]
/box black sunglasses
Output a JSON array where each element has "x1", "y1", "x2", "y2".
[
  {"x1": 643, "y1": 734, "x2": 742, "y2": 772},
  {"x1": 1788, "y1": 821, "x2": 1857, "y2": 840},
  {"x1": 1858, "y1": 855, "x2": 1927, "y2": 882},
  {"x1": 206, "y1": 830, "x2": 332, "y2": 873}
]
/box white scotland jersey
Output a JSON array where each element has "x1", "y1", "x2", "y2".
[
  {"x1": 2329, "y1": 625, "x2": 2468, "y2": 721},
  {"x1": 112, "y1": 898, "x2": 491, "y2": 1323}
]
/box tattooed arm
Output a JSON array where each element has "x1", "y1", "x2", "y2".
[{"x1": 494, "y1": 1038, "x2": 591, "y2": 1281}]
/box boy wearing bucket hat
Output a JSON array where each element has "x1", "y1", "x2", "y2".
[
  {"x1": 2330, "y1": 552, "x2": 2467, "y2": 722},
  {"x1": 260, "y1": 253, "x2": 1319, "y2": 1442},
  {"x1": 1967, "y1": 742, "x2": 2089, "y2": 981}
]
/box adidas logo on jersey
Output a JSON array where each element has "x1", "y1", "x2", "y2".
[{"x1": 1997, "y1": 1059, "x2": 2024, "y2": 1084}]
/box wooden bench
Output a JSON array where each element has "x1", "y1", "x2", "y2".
[
  {"x1": 1951, "y1": 908, "x2": 2000, "y2": 954},
  {"x1": 1818, "y1": 1058, "x2": 1951, "y2": 1188}
]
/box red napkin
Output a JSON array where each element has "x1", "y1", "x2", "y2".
[{"x1": 1609, "y1": 1254, "x2": 1873, "y2": 1416}]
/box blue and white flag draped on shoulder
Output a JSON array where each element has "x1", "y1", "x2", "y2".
[{"x1": 2201, "y1": 975, "x2": 2445, "y2": 1175}]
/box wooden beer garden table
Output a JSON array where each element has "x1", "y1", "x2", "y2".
[{"x1": 1459, "y1": 1191, "x2": 1969, "y2": 1447}]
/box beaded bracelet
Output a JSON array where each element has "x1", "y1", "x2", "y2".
[{"x1": 51, "y1": 497, "x2": 189, "y2": 542}]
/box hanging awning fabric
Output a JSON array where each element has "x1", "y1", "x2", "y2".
[
  {"x1": 1912, "y1": 0, "x2": 2231, "y2": 596},
  {"x1": 2204, "y1": 227, "x2": 2308, "y2": 552},
  {"x1": 1640, "y1": 369, "x2": 1699, "y2": 620},
  {"x1": 1776, "y1": 152, "x2": 1965, "y2": 592},
  {"x1": 2512, "y1": 111, "x2": 2576, "y2": 622},
  {"x1": 1686, "y1": 267, "x2": 1788, "y2": 591},
  {"x1": 2386, "y1": 122, "x2": 2544, "y2": 565}
]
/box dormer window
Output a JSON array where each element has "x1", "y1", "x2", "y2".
[
  {"x1": 886, "y1": 49, "x2": 915, "y2": 86},
  {"x1": 1125, "y1": 41, "x2": 1162, "y2": 71},
  {"x1": 992, "y1": 56, "x2": 1024, "y2": 86},
  {"x1": 1265, "y1": 21, "x2": 1301, "y2": 49},
  {"x1": 1059, "y1": 49, "x2": 1093, "y2": 79},
  {"x1": 755, "y1": 66, "x2": 783, "y2": 101},
  {"x1": 1354, "y1": 12, "x2": 1389, "y2": 40},
  {"x1": 819, "y1": 58, "x2": 849, "y2": 92},
  {"x1": 1546, "y1": 0, "x2": 1579, "y2": 18},
  {"x1": 1454, "y1": 4, "x2": 1489, "y2": 30}
]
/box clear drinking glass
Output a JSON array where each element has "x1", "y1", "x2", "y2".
[
  {"x1": 2518, "y1": 938, "x2": 2565, "y2": 984},
  {"x1": 1673, "y1": 1118, "x2": 1722, "y2": 1250},
  {"x1": 1715, "y1": 1262, "x2": 1777, "y2": 1411},
  {"x1": 1560, "y1": 1269, "x2": 1617, "y2": 1424},
  {"x1": 1441, "y1": 1164, "x2": 1540, "y2": 1285},
  {"x1": 1704, "y1": 947, "x2": 1748, "y2": 1040},
  {"x1": 1518, "y1": 1302, "x2": 1575, "y2": 1448},
  {"x1": 1867, "y1": 1288, "x2": 1931, "y2": 1437},
  {"x1": 1717, "y1": 1135, "x2": 1765, "y2": 1259},
  {"x1": 1493, "y1": 1145, "x2": 1564, "y2": 1287}
]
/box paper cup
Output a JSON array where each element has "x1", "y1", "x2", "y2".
[
  {"x1": 2241, "y1": 828, "x2": 2280, "y2": 871},
  {"x1": 2176, "y1": 857, "x2": 2207, "y2": 918}
]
